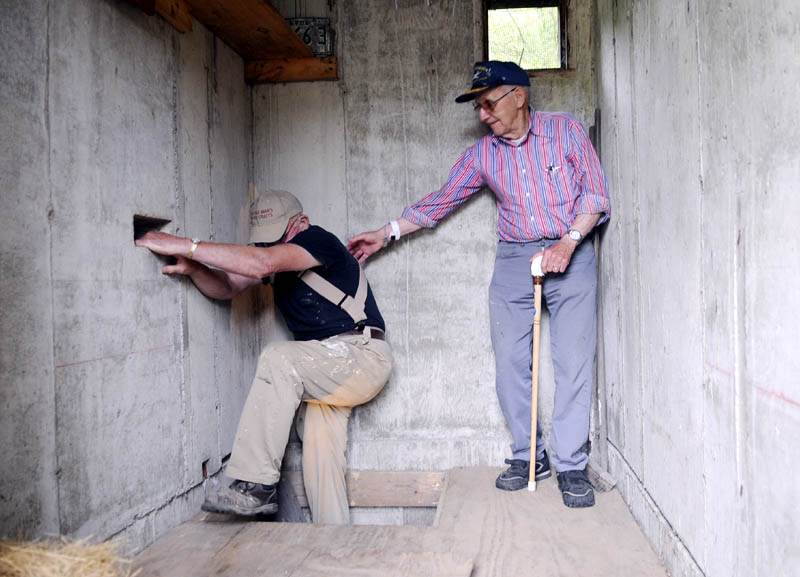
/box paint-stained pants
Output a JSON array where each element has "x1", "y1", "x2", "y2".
[
  {"x1": 225, "y1": 331, "x2": 392, "y2": 524},
  {"x1": 489, "y1": 238, "x2": 597, "y2": 472}
]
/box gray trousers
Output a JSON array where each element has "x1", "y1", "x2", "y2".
[{"x1": 489, "y1": 238, "x2": 597, "y2": 472}]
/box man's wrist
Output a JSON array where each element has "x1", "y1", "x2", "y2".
[
  {"x1": 566, "y1": 228, "x2": 583, "y2": 244},
  {"x1": 562, "y1": 233, "x2": 579, "y2": 250},
  {"x1": 187, "y1": 238, "x2": 201, "y2": 259}
]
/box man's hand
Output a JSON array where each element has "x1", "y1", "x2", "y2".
[
  {"x1": 162, "y1": 256, "x2": 200, "y2": 277},
  {"x1": 347, "y1": 228, "x2": 385, "y2": 264},
  {"x1": 135, "y1": 231, "x2": 190, "y2": 257},
  {"x1": 536, "y1": 237, "x2": 578, "y2": 274}
]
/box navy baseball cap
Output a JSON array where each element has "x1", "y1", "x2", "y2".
[{"x1": 455, "y1": 61, "x2": 531, "y2": 103}]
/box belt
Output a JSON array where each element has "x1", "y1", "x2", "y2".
[{"x1": 340, "y1": 326, "x2": 385, "y2": 340}]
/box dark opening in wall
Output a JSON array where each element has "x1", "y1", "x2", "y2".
[{"x1": 133, "y1": 214, "x2": 171, "y2": 241}]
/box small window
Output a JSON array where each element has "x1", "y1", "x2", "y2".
[{"x1": 485, "y1": 0, "x2": 568, "y2": 71}]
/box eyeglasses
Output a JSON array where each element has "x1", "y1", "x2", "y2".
[{"x1": 473, "y1": 87, "x2": 517, "y2": 112}]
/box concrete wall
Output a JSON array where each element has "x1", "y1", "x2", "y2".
[
  {"x1": 595, "y1": 0, "x2": 800, "y2": 575},
  {"x1": 255, "y1": 0, "x2": 600, "y2": 525},
  {"x1": 0, "y1": 0, "x2": 273, "y2": 550},
  {"x1": 0, "y1": 0, "x2": 616, "y2": 549}
]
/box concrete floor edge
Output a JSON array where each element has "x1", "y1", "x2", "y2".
[{"x1": 608, "y1": 444, "x2": 706, "y2": 577}]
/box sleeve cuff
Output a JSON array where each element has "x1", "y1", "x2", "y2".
[
  {"x1": 401, "y1": 206, "x2": 439, "y2": 229},
  {"x1": 576, "y1": 195, "x2": 611, "y2": 224}
]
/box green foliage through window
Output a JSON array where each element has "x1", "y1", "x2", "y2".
[{"x1": 488, "y1": 7, "x2": 561, "y2": 70}]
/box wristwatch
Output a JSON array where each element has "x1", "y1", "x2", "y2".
[
  {"x1": 567, "y1": 229, "x2": 583, "y2": 243},
  {"x1": 187, "y1": 238, "x2": 201, "y2": 259}
]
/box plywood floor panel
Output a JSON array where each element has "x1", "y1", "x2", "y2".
[
  {"x1": 134, "y1": 516, "x2": 472, "y2": 577},
  {"x1": 133, "y1": 467, "x2": 667, "y2": 577},
  {"x1": 436, "y1": 468, "x2": 667, "y2": 577}
]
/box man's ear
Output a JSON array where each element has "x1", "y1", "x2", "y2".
[{"x1": 513, "y1": 87, "x2": 526, "y2": 108}]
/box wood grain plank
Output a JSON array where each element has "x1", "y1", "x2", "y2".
[
  {"x1": 132, "y1": 519, "x2": 248, "y2": 577},
  {"x1": 435, "y1": 467, "x2": 668, "y2": 577},
  {"x1": 135, "y1": 518, "x2": 473, "y2": 577},
  {"x1": 245, "y1": 57, "x2": 338, "y2": 84},
  {"x1": 155, "y1": 0, "x2": 192, "y2": 32},
  {"x1": 347, "y1": 471, "x2": 445, "y2": 507},
  {"x1": 183, "y1": 0, "x2": 312, "y2": 60},
  {"x1": 282, "y1": 470, "x2": 445, "y2": 508}
]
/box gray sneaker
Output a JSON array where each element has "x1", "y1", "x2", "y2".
[{"x1": 201, "y1": 480, "x2": 278, "y2": 516}]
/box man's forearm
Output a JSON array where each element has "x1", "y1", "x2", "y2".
[
  {"x1": 394, "y1": 217, "x2": 423, "y2": 238},
  {"x1": 568, "y1": 213, "x2": 602, "y2": 239},
  {"x1": 186, "y1": 263, "x2": 247, "y2": 300}
]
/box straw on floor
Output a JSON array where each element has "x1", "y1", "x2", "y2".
[{"x1": 0, "y1": 536, "x2": 137, "y2": 577}]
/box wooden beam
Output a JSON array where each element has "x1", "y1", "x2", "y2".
[
  {"x1": 283, "y1": 471, "x2": 446, "y2": 508},
  {"x1": 183, "y1": 0, "x2": 312, "y2": 60},
  {"x1": 125, "y1": 0, "x2": 192, "y2": 32},
  {"x1": 245, "y1": 57, "x2": 338, "y2": 84},
  {"x1": 124, "y1": 0, "x2": 156, "y2": 15},
  {"x1": 155, "y1": 0, "x2": 192, "y2": 33}
]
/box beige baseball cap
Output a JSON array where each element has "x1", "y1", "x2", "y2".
[{"x1": 248, "y1": 189, "x2": 303, "y2": 245}]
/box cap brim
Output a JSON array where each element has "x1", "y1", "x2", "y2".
[
  {"x1": 455, "y1": 86, "x2": 489, "y2": 103},
  {"x1": 248, "y1": 219, "x2": 290, "y2": 245}
]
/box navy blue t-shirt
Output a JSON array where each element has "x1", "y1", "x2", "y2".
[{"x1": 271, "y1": 225, "x2": 385, "y2": 341}]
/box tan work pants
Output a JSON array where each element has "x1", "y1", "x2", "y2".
[{"x1": 225, "y1": 331, "x2": 392, "y2": 524}]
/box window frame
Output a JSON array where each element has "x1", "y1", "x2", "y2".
[{"x1": 483, "y1": 0, "x2": 569, "y2": 72}]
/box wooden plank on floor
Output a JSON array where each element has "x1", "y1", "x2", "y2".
[
  {"x1": 132, "y1": 518, "x2": 248, "y2": 577},
  {"x1": 283, "y1": 470, "x2": 445, "y2": 508},
  {"x1": 435, "y1": 467, "x2": 668, "y2": 577},
  {"x1": 134, "y1": 467, "x2": 668, "y2": 577},
  {"x1": 295, "y1": 550, "x2": 472, "y2": 577},
  {"x1": 347, "y1": 471, "x2": 445, "y2": 507},
  {"x1": 134, "y1": 515, "x2": 473, "y2": 577},
  {"x1": 224, "y1": 523, "x2": 472, "y2": 577}
]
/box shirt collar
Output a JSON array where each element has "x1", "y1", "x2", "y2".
[
  {"x1": 491, "y1": 107, "x2": 548, "y2": 147},
  {"x1": 530, "y1": 108, "x2": 552, "y2": 138}
]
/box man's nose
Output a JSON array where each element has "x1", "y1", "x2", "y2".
[{"x1": 478, "y1": 106, "x2": 492, "y2": 122}]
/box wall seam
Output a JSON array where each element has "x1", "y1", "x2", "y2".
[
  {"x1": 45, "y1": 0, "x2": 61, "y2": 536},
  {"x1": 206, "y1": 33, "x2": 222, "y2": 460},
  {"x1": 171, "y1": 30, "x2": 191, "y2": 493},
  {"x1": 609, "y1": 442, "x2": 707, "y2": 576},
  {"x1": 608, "y1": 0, "x2": 625, "y2": 463},
  {"x1": 629, "y1": 0, "x2": 645, "y2": 485},
  {"x1": 336, "y1": 0, "x2": 350, "y2": 238},
  {"x1": 693, "y1": 0, "x2": 709, "y2": 570},
  {"x1": 248, "y1": 69, "x2": 255, "y2": 193},
  {"x1": 391, "y1": 10, "x2": 412, "y2": 376}
]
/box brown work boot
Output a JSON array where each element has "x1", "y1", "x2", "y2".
[{"x1": 201, "y1": 480, "x2": 277, "y2": 516}]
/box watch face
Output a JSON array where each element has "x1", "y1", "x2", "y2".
[{"x1": 569, "y1": 230, "x2": 581, "y2": 241}]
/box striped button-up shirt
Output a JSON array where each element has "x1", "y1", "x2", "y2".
[{"x1": 402, "y1": 109, "x2": 610, "y2": 242}]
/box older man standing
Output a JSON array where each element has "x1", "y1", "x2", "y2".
[
  {"x1": 137, "y1": 189, "x2": 392, "y2": 524},
  {"x1": 348, "y1": 61, "x2": 610, "y2": 508}
]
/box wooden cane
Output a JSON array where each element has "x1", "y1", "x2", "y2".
[{"x1": 528, "y1": 254, "x2": 545, "y2": 491}]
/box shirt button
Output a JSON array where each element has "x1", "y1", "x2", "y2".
[
  {"x1": 526, "y1": 193, "x2": 530, "y2": 197},
  {"x1": 522, "y1": 169, "x2": 526, "y2": 174}
]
